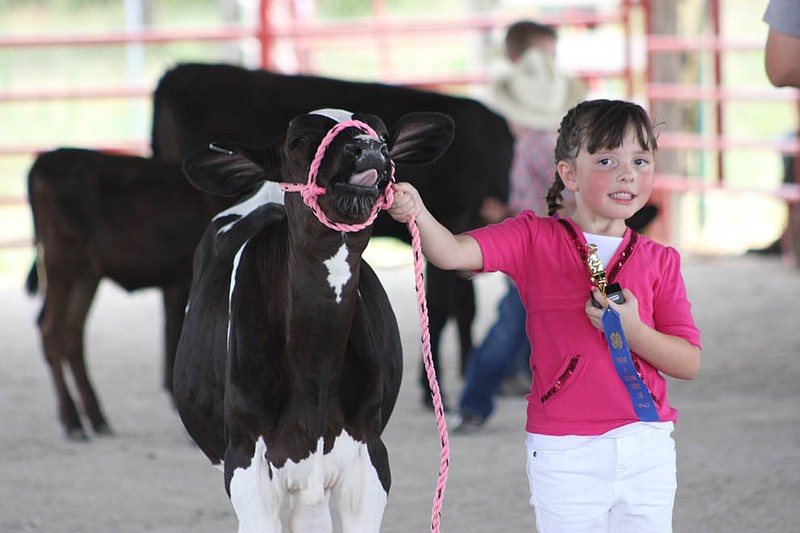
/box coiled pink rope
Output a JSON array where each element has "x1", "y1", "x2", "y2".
[{"x1": 279, "y1": 119, "x2": 449, "y2": 532}]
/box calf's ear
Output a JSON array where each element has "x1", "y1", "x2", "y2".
[
  {"x1": 388, "y1": 112, "x2": 454, "y2": 166},
  {"x1": 182, "y1": 141, "x2": 282, "y2": 197}
]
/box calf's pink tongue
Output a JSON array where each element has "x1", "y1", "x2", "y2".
[{"x1": 349, "y1": 169, "x2": 378, "y2": 186}]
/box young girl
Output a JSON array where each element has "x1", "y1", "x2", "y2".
[{"x1": 388, "y1": 99, "x2": 701, "y2": 533}]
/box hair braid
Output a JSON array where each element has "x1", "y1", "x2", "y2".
[
  {"x1": 547, "y1": 105, "x2": 581, "y2": 216},
  {"x1": 546, "y1": 174, "x2": 566, "y2": 216}
]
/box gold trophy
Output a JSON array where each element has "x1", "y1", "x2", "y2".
[
  {"x1": 587, "y1": 243, "x2": 625, "y2": 308},
  {"x1": 586, "y1": 243, "x2": 607, "y2": 298}
]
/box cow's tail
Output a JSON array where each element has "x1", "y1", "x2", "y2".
[
  {"x1": 24, "y1": 242, "x2": 45, "y2": 296},
  {"x1": 25, "y1": 261, "x2": 38, "y2": 295},
  {"x1": 25, "y1": 154, "x2": 45, "y2": 296}
]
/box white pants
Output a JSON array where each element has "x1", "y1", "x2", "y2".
[{"x1": 525, "y1": 426, "x2": 677, "y2": 533}]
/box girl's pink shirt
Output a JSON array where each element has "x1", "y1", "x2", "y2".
[{"x1": 467, "y1": 213, "x2": 701, "y2": 436}]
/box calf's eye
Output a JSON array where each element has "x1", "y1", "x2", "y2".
[{"x1": 289, "y1": 135, "x2": 308, "y2": 149}]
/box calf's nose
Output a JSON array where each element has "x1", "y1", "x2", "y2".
[
  {"x1": 347, "y1": 140, "x2": 387, "y2": 169},
  {"x1": 344, "y1": 144, "x2": 363, "y2": 160}
]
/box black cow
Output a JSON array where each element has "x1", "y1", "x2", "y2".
[
  {"x1": 153, "y1": 63, "x2": 514, "y2": 406},
  {"x1": 25, "y1": 148, "x2": 229, "y2": 440},
  {"x1": 173, "y1": 109, "x2": 453, "y2": 530}
]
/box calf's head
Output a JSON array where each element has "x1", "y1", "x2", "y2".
[{"x1": 183, "y1": 108, "x2": 454, "y2": 227}]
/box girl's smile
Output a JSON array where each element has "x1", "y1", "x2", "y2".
[
  {"x1": 557, "y1": 127, "x2": 655, "y2": 235},
  {"x1": 609, "y1": 191, "x2": 636, "y2": 202}
]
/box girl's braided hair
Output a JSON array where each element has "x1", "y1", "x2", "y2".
[{"x1": 546, "y1": 99, "x2": 658, "y2": 216}]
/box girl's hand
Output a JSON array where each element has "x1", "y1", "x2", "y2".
[
  {"x1": 585, "y1": 287, "x2": 642, "y2": 333},
  {"x1": 387, "y1": 182, "x2": 423, "y2": 223},
  {"x1": 586, "y1": 287, "x2": 701, "y2": 380},
  {"x1": 584, "y1": 289, "x2": 605, "y2": 331}
]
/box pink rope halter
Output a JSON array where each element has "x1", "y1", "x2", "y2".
[
  {"x1": 278, "y1": 119, "x2": 450, "y2": 532},
  {"x1": 278, "y1": 119, "x2": 395, "y2": 232}
]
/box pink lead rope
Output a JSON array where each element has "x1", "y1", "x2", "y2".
[
  {"x1": 278, "y1": 119, "x2": 449, "y2": 532},
  {"x1": 408, "y1": 217, "x2": 450, "y2": 533}
]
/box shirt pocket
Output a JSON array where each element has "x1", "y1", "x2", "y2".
[{"x1": 539, "y1": 354, "x2": 583, "y2": 404}]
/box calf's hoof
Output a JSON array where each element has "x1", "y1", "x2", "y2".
[
  {"x1": 93, "y1": 421, "x2": 114, "y2": 437},
  {"x1": 65, "y1": 427, "x2": 89, "y2": 442}
]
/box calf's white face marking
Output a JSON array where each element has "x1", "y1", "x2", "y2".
[
  {"x1": 311, "y1": 108, "x2": 353, "y2": 123},
  {"x1": 310, "y1": 107, "x2": 378, "y2": 145},
  {"x1": 229, "y1": 431, "x2": 387, "y2": 532},
  {"x1": 323, "y1": 242, "x2": 351, "y2": 304}
]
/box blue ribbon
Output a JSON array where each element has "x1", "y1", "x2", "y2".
[{"x1": 601, "y1": 306, "x2": 660, "y2": 422}]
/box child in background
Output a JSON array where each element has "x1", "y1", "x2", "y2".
[
  {"x1": 453, "y1": 20, "x2": 587, "y2": 432},
  {"x1": 389, "y1": 99, "x2": 701, "y2": 532}
]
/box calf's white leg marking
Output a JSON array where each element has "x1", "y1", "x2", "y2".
[
  {"x1": 323, "y1": 242, "x2": 350, "y2": 304},
  {"x1": 229, "y1": 437, "x2": 283, "y2": 533},
  {"x1": 329, "y1": 432, "x2": 388, "y2": 532},
  {"x1": 229, "y1": 431, "x2": 387, "y2": 533},
  {"x1": 287, "y1": 437, "x2": 332, "y2": 532}
]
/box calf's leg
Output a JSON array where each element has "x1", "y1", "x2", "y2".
[
  {"x1": 38, "y1": 281, "x2": 84, "y2": 440},
  {"x1": 38, "y1": 275, "x2": 106, "y2": 439},
  {"x1": 62, "y1": 275, "x2": 110, "y2": 436},
  {"x1": 420, "y1": 265, "x2": 452, "y2": 408},
  {"x1": 289, "y1": 494, "x2": 332, "y2": 533},
  {"x1": 421, "y1": 268, "x2": 477, "y2": 408},
  {"x1": 454, "y1": 274, "x2": 475, "y2": 376},
  {"x1": 226, "y1": 437, "x2": 284, "y2": 533},
  {"x1": 331, "y1": 439, "x2": 388, "y2": 533}
]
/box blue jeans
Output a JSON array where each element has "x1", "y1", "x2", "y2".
[{"x1": 458, "y1": 278, "x2": 530, "y2": 420}]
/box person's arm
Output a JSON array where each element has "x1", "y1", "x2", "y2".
[
  {"x1": 585, "y1": 287, "x2": 701, "y2": 380},
  {"x1": 765, "y1": 27, "x2": 800, "y2": 88},
  {"x1": 388, "y1": 182, "x2": 484, "y2": 271}
]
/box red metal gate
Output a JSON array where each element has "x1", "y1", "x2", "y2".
[{"x1": 1, "y1": 0, "x2": 798, "y2": 265}]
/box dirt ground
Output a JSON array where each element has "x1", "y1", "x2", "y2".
[{"x1": 1, "y1": 252, "x2": 798, "y2": 533}]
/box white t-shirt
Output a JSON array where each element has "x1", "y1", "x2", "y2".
[{"x1": 583, "y1": 231, "x2": 622, "y2": 267}]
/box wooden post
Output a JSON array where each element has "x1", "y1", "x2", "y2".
[{"x1": 646, "y1": 0, "x2": 693, "y2": 246}]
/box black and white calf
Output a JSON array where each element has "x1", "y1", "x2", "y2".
[
  {"x1": 173, "y1": 109, "x2": 453, "y2": 531},
  {"x1": 153, "y1": 63, "x2": 516, "y2": 402}
]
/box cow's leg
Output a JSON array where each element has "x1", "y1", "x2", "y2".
[
  {"x1": 454, "y1": 274, "x2": 475, "y2": 377},
  {"x1": 226, "y1": 436, "x2": 284, "y2": 533},
  {"x1": 331, "y1": 439, "x2": 388, "y2": 533},
  {"x1": 37, "y1": 280, "x2": 86, "y2": 440},
  {"x1": 288, "y1": 493, "x2": 332, "y2": 533},
  {"x1": 421, "y1": 265, "x2": 451, "y2": 409},
  {"x1": 285, "y1": 439, "x2": 332, "y2": 532},
  {"x1": 61, "y1": 275, "x2": 110, "y2": 436},
  {"x1": 161, "y1": 283, "x2": 190, "y2": 398}
]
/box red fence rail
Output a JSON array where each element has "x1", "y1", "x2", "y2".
[{"x1": 2, "y1": 0, "x2": 798, "y2": 257}]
